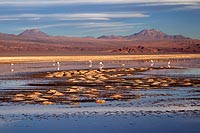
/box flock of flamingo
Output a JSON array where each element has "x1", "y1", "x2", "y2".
[{"x1": 9, "y1": 60, "x2": 171, "y2": 72}]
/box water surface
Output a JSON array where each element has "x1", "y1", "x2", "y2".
[{"x1": 0, "y1": 58, "x2": 200, "y2": 133}]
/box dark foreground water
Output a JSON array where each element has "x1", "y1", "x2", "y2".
[{"x1": 0, "y1": 59, "x2": 200, "y2": 133}]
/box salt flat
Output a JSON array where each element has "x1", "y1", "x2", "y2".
[{"x1": 0, "y1": 54, "x2": 200, "y2": 63}]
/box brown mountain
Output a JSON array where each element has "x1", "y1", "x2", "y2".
[
  {"x1": 98, "y1": 29, "x2": 191, "y2": 41},
  {"x1": 18, "y1": 29, "x2": 49, "y2": 38},
  {"x1": 126, "y1": 29, "x2": 191, "y2": 40},
  {"x1": 0, "y1": 32, "x2": 25, "y2": 41}
]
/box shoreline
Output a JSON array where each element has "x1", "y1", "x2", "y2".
[{"x1": 0, "y1": 54, "x2": 200, "y2": 63}]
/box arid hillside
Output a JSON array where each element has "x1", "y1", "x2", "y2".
[{"x1": 0, "y1": 29, "x2": 199, "y2": 56}]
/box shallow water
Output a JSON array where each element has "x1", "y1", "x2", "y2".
[
  {"x1": 1, "y1": 58, "x2": 199, "y2": 75},
  {"x1": 0, "y1": 58, "x2": 200, "y2": 133},
  {"x1": 0, "y1": 110, "x2": 200, "y2": 133},
  {"x1": 142, "y1": 68, "x2": 200, "y2": 78},
  {"x1": 0, "y1": 58, "x2": 199, "y2": 89}
]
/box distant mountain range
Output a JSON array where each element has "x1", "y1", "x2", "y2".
[
  {"x1": 98, "y1": 29, "x2": 191, "y2": 41},
  {"x1": 0, "y1": 28, "x2": 192, "y2": 41},
  {"x1": 0, "y1": 28, "x2": 199, "y2": 55}
]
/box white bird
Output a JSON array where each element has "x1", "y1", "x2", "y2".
[
  {"x1": 99, "y1": 62, "x2": 104, "y2": 71},
  {"x1": 57, "y1": 66, "x2": 60, "y2": 71},
  {"x1": 168, "y1": 61, "x2": 171, "y2": 68},
  {"x1": 52, "y1": 60, "x2": 56, "y2": 66},
  {"x1": 10, "y1": 63, "x2": 14, "y2": 72},
  {"x1": 150, "y1": 60, "x2": 154, "y2": 67},
  {"x1": 121, "y1": 63, "x2": 125, "y2": 67},
  {"x1": 89, "y1": 60, "x2": 92, "y2": 69},
  {"x1": 56, "y1": 62, "x2": 60, "y2": 70}
]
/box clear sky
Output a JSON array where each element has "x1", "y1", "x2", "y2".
[{"x1": 0, "y1": 0, "x2": 200, "y2": 39}]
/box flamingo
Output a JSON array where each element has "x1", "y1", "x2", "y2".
[
  {"x1": 121, "y1": 63, "x2": 125, "y2": 67},
  {"x1": 57, "y1": 62, "x2": 60, "y2": 66},
  {"x1": 56, "y1": 62, "x2": 60, "y2": 70},
  {"x1": 150, "y1": 60, "x2": 154, "y2": 67},
  {"x1": 168, "y1": 61, "x2": 171, "y2": 68},
  {"x1": 89, "y1": 60, "x2": 92, "y2": 69},
  {"x1": 99, "y1": 62, "x2": 104, "y2": 71},
  {"x1": 52, "y1": 60, "x2": 56, "y2": 66},
  {"x1": 10, "y1": 63, "x2": 14, "y2": 72}
]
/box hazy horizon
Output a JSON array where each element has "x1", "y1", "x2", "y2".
[{"x1": 0, "y1": 0, "x2": 200, "y2": 39}]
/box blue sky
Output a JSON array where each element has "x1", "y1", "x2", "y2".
[{"x1": 0, "y1": 0, "x2": 200, "y2": 39}]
